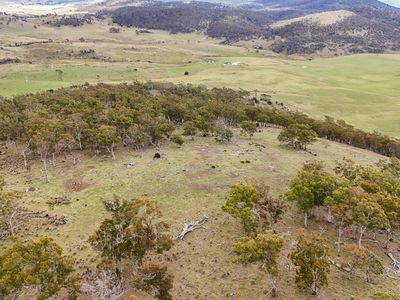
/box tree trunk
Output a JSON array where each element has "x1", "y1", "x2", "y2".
[
  {"x1": 41, "y1": 154, "x2": 49, "y2": 183},
  {"x1": 110, "y1": 144, "x2": 116, "y2": 161},
  {"x1": 72, "y1": 152, "x2": 77, "y2": 165},
  {"x1": 386, "y1": 227, "x2": 392, "y2": 250},
  {"x1": 311, "y1": 280, "x2": 317, "y2": 295},
  {"x1": 77, "y1": 134, "x2": 82, "y2": 150},
  {"x1": 270, "y1": 275, "x2": 277, "y2": 298},
  {"x1": 327, "y1": 208, "x2": 333, "y2": 223},
  {"x1": 358, "y1": 226, "x2": 366, "y2": 248},
  {"x1": 21, "y1": 149, "x2": 28, "y2": 170},
  {"x1": 304, "y1": 212, "x2": 308, "y2": 228},
  {"x1": 115, "y1": 257, "x2": 123, "y2": 279},
  {"x1": 75, "y1": 126, "x2": 83, "y2": 150},
  {"x1": 270, "y1": 217, "x2": 276, "y2": 233},
  {"x1": 8, "y1": 210, "x2": 17, "y2": 236},
  {"x1": 337, "y1": 226, "x2": 343, "y2": 255}
]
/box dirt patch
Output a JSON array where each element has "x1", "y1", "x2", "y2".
[
  {"x1": 64, "y1": 179, "x2": 90, "y2": 192},
  {"x1": 188, "y1": 144, "x2": 218, "y2": 160}
]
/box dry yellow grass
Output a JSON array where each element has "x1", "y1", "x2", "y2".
[
  {"x1": 1, "y1": 129, "x2": 398, "y2": 299},
  {"x1": 271, "y1": 10, "x2": 355, "y2": 28}
]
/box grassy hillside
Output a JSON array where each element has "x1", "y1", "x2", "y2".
[
  {"x1": 173, "y1": 54, "x2": 400, "y2": 138},
  {"x1": 1, "y1": 18, "x2": 399, "y2": 136},
  {"x1": 0, "y1": 16, "x2": 399, "y2": 136},
  {"x1": 2, "y1": 128, "x2": 399, "y2": 299}
]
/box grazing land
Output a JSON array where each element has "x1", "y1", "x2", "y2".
[
  {"x1": 2, "y1": 128, "x2": 399, "y2": 299},
  {"x1": 0, "y1": 19, "x2": 399, "y2": 136},
  {"x1": 0, "y1": 2, "x2": 400, "y2": 298}
]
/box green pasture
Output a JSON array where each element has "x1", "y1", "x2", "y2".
[
  {"x1": 0, "y1": 19, "x2": 399, "y2": 136},
  {"x1": 1, "y1": 54, "x2": 399, "y2": 136},
  {"x1": 3, "y1": 129, "x2": 398, "y2": 299}
]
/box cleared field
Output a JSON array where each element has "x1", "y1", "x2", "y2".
[
  {"x1": 2, "y1": 129, "x2": 398, "y2": 299},
  {"x1": 270, "y1": 10, "x2": 355, "y2": 28},
  {"x1": 174, "y1": 54, "x2": 400, "y2": 137},
  {"x1": 0, "y1": 19, "x2": 399, "y2": 137}
]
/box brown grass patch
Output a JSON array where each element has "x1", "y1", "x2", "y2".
[{"x1": 64, "y1": 179, "x2": 90, "y2": 192}]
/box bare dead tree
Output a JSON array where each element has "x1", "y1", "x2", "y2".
[
  {"x1": 173, "y1": 215, "x2": 209, "y2": 241},
  {"x1": 387, "y1": 252, "x2": 400, "y2": 276},
  {"x1": 82, "y1": 270, "x2": 124, "y2": 300}
]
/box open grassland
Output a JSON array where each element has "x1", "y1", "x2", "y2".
[
  {"x1": 0, "y1": 19, "x2": 399, "y2": 137},
  {"x1": 174, "y1": 54, "x2": 400, "y2": 137},
  {"x1": 1, "y1": 129, "x2": 399, "y2": 299}
]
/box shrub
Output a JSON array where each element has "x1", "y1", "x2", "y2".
[{"x1": 170, "y1": 134, "x2": 184, "y2": 145}]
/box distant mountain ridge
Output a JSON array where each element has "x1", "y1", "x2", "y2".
[
  {"x1": 100, "y1": 0, "x2": 400, "y2": 56},
  {"x1": 257, "y1": 0, "x2": 399, "y2": 11}
]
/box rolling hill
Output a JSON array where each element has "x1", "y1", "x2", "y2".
[{"x1": 101, "y1": 0, "x2": 400, "y2": 55}]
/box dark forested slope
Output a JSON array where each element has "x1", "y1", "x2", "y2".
[{"x1": 101, "y1": 1, "x2": 400, "y2": 55}]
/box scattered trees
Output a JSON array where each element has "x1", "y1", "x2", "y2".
[
  {"x1": 89, "y1": 198, "x2": 173, "y2": 277},
  {"x1": 222, "y1": 183, "x2": 287, "y2": 233},
  {"x1": 214, "y1": 126, "x2": 233, "y2": 143},
  {"x1": 0, "y1": 237, "x2": 79, "y2": 300},
  {"x1": 252, "y1": 181, "x2": 287, "y2": 232},
  {"x1": 278, "y1": 123, "x2": 317, "y2": 150},
  {"x1": 137, "y1": 262, "x2": 174, "y2": 300},
  {"x1": 323, "y1": 185, "x2": 353, "y2": 254},
  {"x1": 182, "y1": 121, "x2": 197, "y2": 138},
  {"x1": 284, "y1": 158, "x2": 400, "y2": 295},
  {"x1": 27, "y1": 118, "x2": 65, "y2": 182},
  {"x1": 222, "y1": 182, "x2": 286, "y2": 297},
  {"x1": 234, "y1": 233, "x2": 283, "y2": 297},
  {"x1": 288, "y1": 158, "x2": 400, "y2": 252},
  {"x1": 285, "y1": 161, "x2": 338, "y2": 227},
  {"x1": 240, "y1": 121, "x2": 257, "y2": 137},
  {"x1": 222, "y1": 184, "x2": 260, "y2": 232},
  {"x1": 0, "y1": 177, "x2": 23, "y2": 239},
  {"x1": 1, "y1": 82, "x2": 400, "y2": 182},
  {"x1": 290, "y1": 231, "x2": 330, "y2": 296},
  {"x1": 95, "y1": 125, "x2": 121, "y2": 160},
  {"x1": 170, "y1": 134, "x2": 184, "y2": 146},
  {"x1": 351, "y1": 193, "x2": 389, "y2": 248},
  {"x1": 342, "y1": 244, "x2": 383, "y2": 282}
]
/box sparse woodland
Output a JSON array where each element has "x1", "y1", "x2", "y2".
[
  {"x1": 0, "y1": 82, "x2": 400, "y2": 299},
  {"x1": 222, "y1": 157, "x2": 400, "y2": 297},
  {"x1": 0, "y1": 82, "x2": 400, "y2": 180}
]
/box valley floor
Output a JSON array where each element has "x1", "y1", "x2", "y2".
[{"x1": 0, "y1": 19, "x2": 399, "y2": 136}]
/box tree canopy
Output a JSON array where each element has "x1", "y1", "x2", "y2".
[
  {"x1": 0, "y1": 237, "x2": 79, "y2": 300},
  {"x1": 89, "y1": 197, "x2": 173, "y2": 276},
  {"x1": 290, "y1": 231, "x2": 330, "y2": 296}
]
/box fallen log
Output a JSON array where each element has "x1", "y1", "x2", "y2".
[
  {"x1": 387, "y1": 252, "x2": 400, "y2": 275},
  {"x1": 328, "y1": 257, "x2": 351, "y2": 272},
  {"x1": 173, "y1": 215, "x2": 209, "y2": 241}
]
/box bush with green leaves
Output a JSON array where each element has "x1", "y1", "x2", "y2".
[
  {"x1": 285, "y1": 161, "x2": 339, "y2": 227},
  {"x1": 0, "y1": 237, "x2": 79, "y2": 300},
  {"x1": 290, "y1": 231, "x2": 330, "y2": 296},
  {"x1": 89, "y1": 197, "x2": 173, "y2": 276},
  {"x1": 234, "y1": 233, "x2": 283, "y2": 297},
  {"x1": 222, "y1": 184, "x2": 260, "y2": 232},
  {"x1": 214, "y1": 126, "x2": 233, "y2": 143},
  {"x1": 240, "y1": 121, "x2": 257, "y2": 137},
  {"x1": 372, "y1": 292, "x2": 400, "y2": 300},
  {"x1": 342, "y1": 244, "x2": 383, "y2": 283},
  {"x1": 278, "y1": 123, "x2": 317, "y2": 150},
  {"x1": 170, "y1": 134, "x2": 184, "y2": 145}
]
